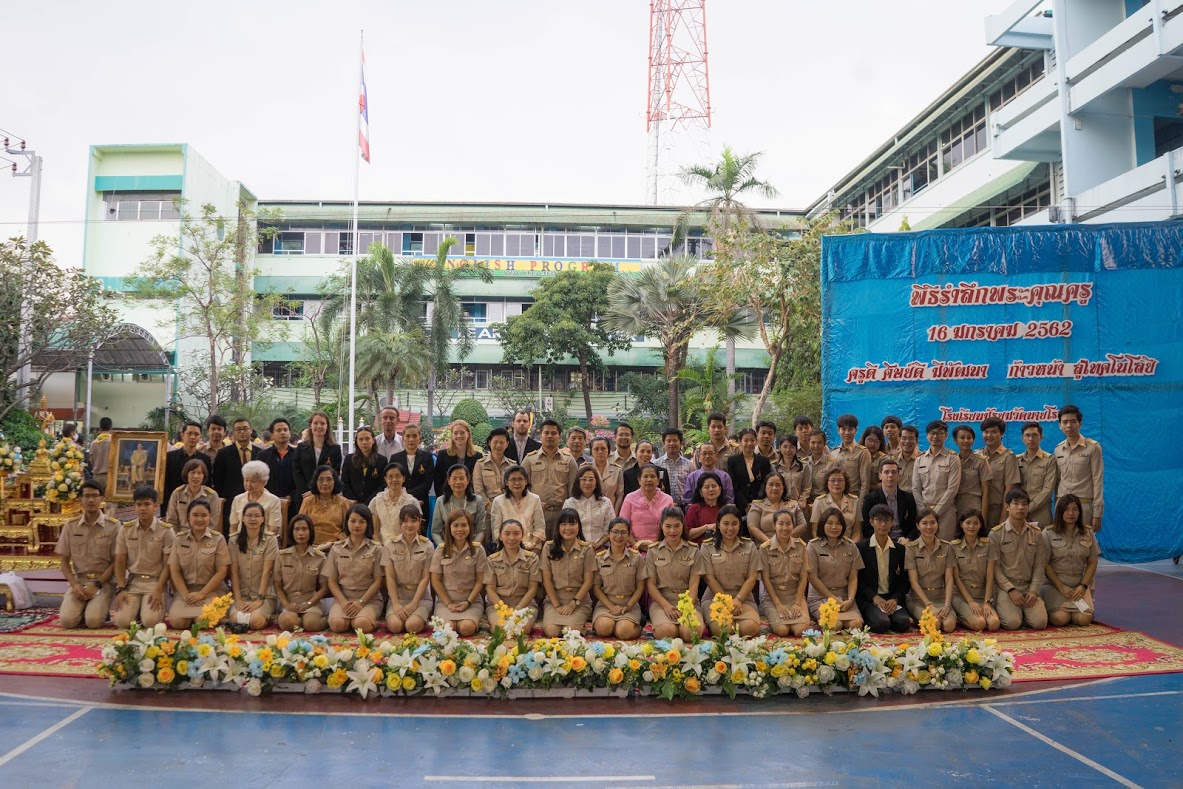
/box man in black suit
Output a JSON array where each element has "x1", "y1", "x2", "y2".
[
  {"x1": 391, "y1": 422, "x2": 435, "y2": 515},
  {"x1": 256, "y1": 417, "x2": 296, "y2": 507},
  {"x1": 856, "y1": 504, "x2": 912, "y2": 633},
  {"x1": 210, "y1": 417, "x2": 260, "y2": 535},
  {"x1": 860, "y1": 459, "x2": 917, "y2": 541},
  {"x1": 161, "y1": 420, "x2": 211, "y2": 516},
  {"x1": 505, "y1": 409, "x2": 540, "y2": 462}
]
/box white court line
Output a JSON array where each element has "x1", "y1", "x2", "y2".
[
  {"x1": 0, "y1": 699, "x2": 81, "y2": 708},
  {"x1": 982, "y1": 705, "x2": 1143, "y2": 789},
  {"x1": 985, "y1": 689, "x2": 1183, "y2": 708},
  {"x1": 643, "y1": 783, "x2": 839, "y2": 789},
  {"x1": 0, "y1": 706, "x2": 92, "y2": 768},
  {"x1": 424, "y1": 777, "x2": 654, "y2": 783}
]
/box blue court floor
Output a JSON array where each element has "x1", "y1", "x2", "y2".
[{"x1": 0, "y1": 558, "x2": 1178, "y2": 787}]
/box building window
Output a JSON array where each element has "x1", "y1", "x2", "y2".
[
  {"x1": 950, "y1": 167, "x2": 1052, "y2": 228},
  {"x1": 940, "y1": 104, "x2": 987, "y2": 173},
  {"x1": 273, "y1": 232, "x2": 305, "y2": 255},
  {"x1": 464, "y1": 233, "x2": 476, "y2": 256},
  {"x1": 902, "y1": 139, "x2": 939, "y2": 201},
  {"x1": 403, "y1": 232, "x2": 424, "y2": 254},
  {"x1": 272, "y1": 300, "x2": 305, "y2": 320},
  {"x1": 261, "y1": 362, "x2": 298, "y2": 388},
  {"x1": 103, "y1": 191, "x2": 182, "y2": 221},
  {"x1": 988, "y1": 58, "x2": 1046, "y2": 110},
  {"x1": 462, "y1": 302, "x2": 488, "y2": 325}
]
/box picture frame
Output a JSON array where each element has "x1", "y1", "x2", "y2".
[{"x1": 106, "y1": 431, "x2": 168, "y2": 503}]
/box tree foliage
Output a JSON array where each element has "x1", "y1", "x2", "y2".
[
  {"x1": 495, "y1": 263, "x2": 631, "y2": 421},
  {"x1": 0, "y1": 237, "x2": 119, "y2": 422},
  {"x1": 676, "y1": 146, "x2": 779, "y2": 242},
  {"x1": 675, "y1": 346, "x2": 746, "y2": 442},
  {"x1": 128, "y1": 202, "x2": 285, "y2": 418}
]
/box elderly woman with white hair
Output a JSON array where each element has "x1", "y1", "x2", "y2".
[{"x1": 229, "y1": 460, "x2": 283, "y2": 537}]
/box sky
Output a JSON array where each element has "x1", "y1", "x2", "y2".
[{"x1": 0, "y1": 1, "x2": 1003, "y2": 265}]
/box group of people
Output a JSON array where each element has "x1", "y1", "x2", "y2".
[{"x1": 59, "y1": 405, "x2": 1102, "y2": 638}]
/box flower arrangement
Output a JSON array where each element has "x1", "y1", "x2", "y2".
[
  {"x1": 676, "y1": 591, "x2": 701, "y2": 632},
  {"x1": 96, "y1": 606, "x2": 1014, "y2": 699},
  {"x1": 708, "y1": 593, "x2": 735, "y2": 633},
  {"x1": 196, "y1": 594, "x2": 234, "y2": 633},
  {"x1": 0, "y1": 433, "x2": 24, "y2": 475},
  {"x1": 35, "y1": 437, "x2": 85, "y2": 503}
]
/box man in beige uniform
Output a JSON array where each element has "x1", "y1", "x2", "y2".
[
  {"x1": 989, "y1": 488, "x2": 1048, "y2": 630},
  {"x1": 523, "y1": 419, "x2": 580, "y2": 536},
  {"x1": 699, "y1": 412, "x2": 736, "y2": 469},
  {"x1": 894, "y1": 425, "x2": 921, "y2": 493},
  {"x1": 977, "y1": 418, "x2": 1021, "y2": 530},
  {"x1": 755, "y1": 420, "x2": 779, "y2": 464},
  {"x1": 1018, "y1": 421, "x2": 1058, "y2": 527},
  {"x1": 112, "y1": 486, "x2": 174, "y2": 629},
  {"x1": 56, "y1": 480, "x2": 120, "y2": 629},
  {"x1": 608, "y1": 422, "x2": 638, "y2": 471},
  {"x1": 912, "y1": 420, "x2": 961, "y2": 540},
  {"x1": 1053, "y1": 405, "x2": 1104, "y2": 531},
  {"x1": 804, "y1": 430, "x2": 838, "y2": 506},
  {"x1": 831, "y1": 414, "x2": 872, "y2": 501}
]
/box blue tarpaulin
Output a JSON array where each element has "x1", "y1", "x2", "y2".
[{"x1": 820, "y1": 222, "x2": 1183, "y2": 562}]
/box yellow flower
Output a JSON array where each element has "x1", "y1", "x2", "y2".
[
  {"x1": 651, "y1": 662, "x2": 667, "y2": 679},
  {"x1": 470, "y1": 678, "x2": 483, "y2": 692},
  {"x1": 964, "y1": 670, "x2": 979, "y2": 685},
  {"x1": 145, "y1": 646, "x2": 161, "y2": 659},
  {"x1": 665, "y1": 650, "x2": 680, "y2": 664},
  {"x1": 326, "y1": 669, "x2": 348, "y2": 689},
  {"x1": 401, "y1": 676, "x2": 416, "y2": 691},
  {"x1": 270, "y1": 664, "x2": 285, "y2": 678},
  {"x1": 919, "y1": 607, "x2": 942, "y2": 643},
  {"x1": 196, "y1": 643, "x2": 213, "y2": 657},
  {"x1": 608, "y1": 668, "x2": 624, "y2": 684},
  {"x1": 355, "y1": 645, "x2": 370, "y2": 660},
  {"x1": 683, "y1": 676, "x2": 701, "y2": 693},
  {"x1": 628, "y1": 659, "x2": 641, "y2": 671},
  {"x1": 370, "y1": 667, "x2": 384, "y2": 684},
  {"x1": 771, "y1": 665, "x2": 787, "y2": 678},
  {"x1": 385, "y1": 674, "x2": 402, "y2": 691},
  {"x1": 714, "y1": 661, "x2": 728, "y2": 674},
  {"x1": 731, "y1": 668, "x2": 747, "y2": 684},
  {"x1": 226, "y1": 645, "x2": 243, "y2": 659},
  {"x1": 653, "y1": 651, "x2": 667, "y2": 664},
  {"x1": 464, "y1": 653, "x2": 480, "y2": 668},
  {"x1": 275, "y1": 637, "x2": 290, "y2": 650},
  {"x1": 818, "y1": 597, "x2": 840, "y2": 631},
  {"x1": 965, "y1": 648, "x2": 981, "y2": 665},
  {"x1": 641, "y1": 643, "x2": 654, "y2": 656},
  {"x1": 570, "y1": 656, "x2": 587, "y2": 672},
  {"x1": 313, "y1": 654, "x2": 329, "y2": 669},
  {"x1": 175, "y1": 660, "x2": 189, "y2": 676},
  {"x1": 917, "y1": 669, "x2": 931, "y2": 684},
  {"x1": 824, "y1": 652, "x2": 837, "y2": 666},
  {"x1": 440, "y1": 659, "x2": 457, "y2": 676},
  {"x1": 156, "y1": 667, "x2": 175, "y2": 684},
  {"x1": 159, "y1": 641, "x2": 175, "y2": 656},
  {"x1": 927, "y1": 642, "x2": 943, "y2": 658},
  {"x1": 979, "y1": 677, "x2": 992, "y2": 690},
  {"x1": 602, "y1": 644, "x2": 615, "y2": 659},
  {"x1": 755, "y1": 660, "x2": 767, "y2": 672},
  {"x1": 494, "y1": 600, "x2": 514, "y2": 627}
]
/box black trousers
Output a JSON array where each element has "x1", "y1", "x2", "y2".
[{"x1": 858, "y1": 599, "x2": 912, "y2": 633}]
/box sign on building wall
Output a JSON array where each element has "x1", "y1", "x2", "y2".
[{"x1": 821, "y1": 223, "x2": 1183, "y2": 562}]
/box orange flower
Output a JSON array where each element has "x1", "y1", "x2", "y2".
[
  {"x1": 608, "y1": 668, "x2": 625, "y2": 684},
  {"x1": 714, "y1": 661, "x2": 727, "y2": 674},
  {"x1": 683, "y1": 676, "x2": 701, "y2": 693},
  {"x1": 570, "y1": 656, "x2": 587, "y2": 672},
  {"x1": 440, "y1": 659, "x2": 456, "y2": 676}
]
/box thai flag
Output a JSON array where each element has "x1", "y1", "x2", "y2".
[{"x1": 358, "y1": 50, "x2": 370, "y2": 163}]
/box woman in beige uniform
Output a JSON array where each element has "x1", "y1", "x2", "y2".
[
  {"x1": 953, "y1": 426, "x2": 992, "y2": 520},
  {"x1": 645, "y1": 506, "x2": 706, "y2": 641},
  {"x1": 275, "y1": 515, "x2": 327, "y2": 632},
  {"x1": 810, "y1": 468, "x2": 861, "y2": 539},
  {"x1": 1041, "y1": 494, "x2": 1100, "y2": 627},
  {"x1": 541, "y1": 508, "x2": 596, "y2": 637},
  {"x1": 806, "y1": 508, "x2": 864, "y2": 629},
  {"x1": 485, "y1": 518, "x2": 541, "y2": 632},
  {"x1": 429, "y1": 509, "x2": 487, "y2": 636},
  {"x1": 382, "y1": 503, "x2": 435, "y2": 634},
  {"x1": 228, "y1": 502, "x2": 278, "y2": 630},
  {"x1": 167, "y1": 498, "x2": 231, "y2": 630},
  {"x1": 589, "y1": 437, "x2": 624, "y2": 512},
  {"x1": 591, "y1": 517, "x2": 647, "y2": 640},
  {"x1": 759, "y1": 508, "x2": 812, "y2": 636},
  {"x1": 700, "y1": 505, "x2": 761, "y2": 637},
  {"x1": 747, "y1": 472, "x2": 808, "y2": 543},
  {"x1": 774, "y1": 435, "x2": 812, "y2": 506},
  {"x1": 164, "y1": 458, "x2": 222, "y2": 530},
  {"x1": 905, "y1": 509, "x2": 957, "y2": 633},
  {"x1": 323, "y1": 504, "x2": 383, "y2": 634},
  {"x1": 950, "y1": 509, "x2": 999, "y2": 631}
]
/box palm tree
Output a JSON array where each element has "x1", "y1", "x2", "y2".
[
  {"x1": 677, "y1": 146, "x2": 778, "y2": 395},
  {"x1": 423, "y1": 237, "x2": 493, "y2": 425},
  {"x1": 674, "y1": 345, "x2": 746, "y2": 433},
  {"x1": 355, "y1": 326, "x2": 428, "y2": 414},
  {"x1": 602, "y1": 255, "x2": 705, "y2": 428}
]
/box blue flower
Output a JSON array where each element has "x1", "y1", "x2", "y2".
[
  {"x1": 309, "y1": 634, "x2": 329, "y2": 646},
  {"x1": 853, "y1": 669, "x2": 869, "y2": 685},
  {"x1": 248, "y1": 659, "x2": 265, "y2": 678},
  {"x1": 768, "y1": 648, "x2": 787, "y2": 666},
  {"x1": 654, "y1": 639, "x2": 671, "y2": 652},
  {"x1": 198, "y1": 634, "x2": 216, "y2": 646},
  {"x1": 803, "y1": 628, "x2": 822, "y2": 639},
  {"x1": 590, "y1": 642, "x2": 606, "y2": 656},
  {"x1": 186, "y1": 661, "x2": 202, "y2": 679},
  {"x1": 698, "y1": 642, "x2": 715, "y2": 654}
]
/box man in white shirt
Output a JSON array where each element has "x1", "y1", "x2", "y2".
[{"x1": 374, "y1": 406, "x2": 404, "y2": 458}]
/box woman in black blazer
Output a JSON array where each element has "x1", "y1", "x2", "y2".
[
  {"x1": 725, "y1": 428, "x2": 772, "y2": 516},
  {"x1": 431, "y1": 419, "x2": 483, "y2": 496},
  {"x1": 340, "y1": 426, "x2": 387, "y2": 504},
  {"x1": 292, "y1": 411, "x2": 344, "y2": 501}
]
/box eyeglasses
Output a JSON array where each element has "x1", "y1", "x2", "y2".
[
  {"x1": 609, "y1": 529, "x2": 630, "y2": 536},
  {"x1": 81, "y1": 493, "x2": 103, "y2": 500}
]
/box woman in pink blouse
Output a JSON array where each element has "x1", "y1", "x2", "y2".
[{"x1": 618, "y1": 464, "x2": 675, "y2": 550}]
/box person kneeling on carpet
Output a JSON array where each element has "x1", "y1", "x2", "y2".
[
  {"x1": 112, "y1": 486, "x2": 174, "y2": 630},
  {"x1": 56, "y1": 480, "x2": 120, "y2": 629},
  {"x1": 167, "y1": 498, "x2": 231, "y2": 630}
]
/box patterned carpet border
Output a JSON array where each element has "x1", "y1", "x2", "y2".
[{"x1": 0, "y1": 608, "x2": 58, "y2": 635}]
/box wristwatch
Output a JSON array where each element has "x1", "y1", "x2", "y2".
[{"x1": 115, "y1": 586, "x2": 127, "y2": 594}]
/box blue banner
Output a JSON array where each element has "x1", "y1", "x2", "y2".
[{"x1": 821, "y1": 222, "x2": 1183, "y2": 562}]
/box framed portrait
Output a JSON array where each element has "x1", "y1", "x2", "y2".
[{"x1": 106, "y1": 431, "x2": 168, "y2": 503}]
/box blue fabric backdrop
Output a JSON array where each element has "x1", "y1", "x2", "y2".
[{"x1": 820, "y1": 222, "x2": 1183, "y2": 562}]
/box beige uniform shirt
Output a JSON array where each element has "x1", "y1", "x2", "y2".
[
  {"x1": 775, "y1": 461, "x2": 812, "y2": 506},
  {"x1": 382, "y1": 534, "x2": 434, "y2": 602},
  {"x1": 807, "y1": 537, "x2": 863, "y2": 602},
  {"x1": 56, "y1": 514, "x2": 120, "y2": 576},
  {"x1": 893, "y1": 450, "x2": 919, "y2": 493},
  {"x1": 608, "y1": 449, "x2": 638, "y2": 472},
  {"x1": 747, "y1": 499, "x2": 808, "y2": 539},
  {"x1": 978, "y1": 445, "x2": 1020, "y2": 507},
  {"x1": 371, "y1": 490, "x2": 421, "y2": 544},
  {"x1": 168, "y1": 529, "x2": 231, "y2": 590},
  {"x1": 595, "y1": 548, "x2": 647, "y2": 604},
  {"x1": 429, "y1": 542, "x2": 487, "y2": 598},
  {"x1": 700, "y1": 537, "x2": 760, "y2": 603},
  {"x1": 804, "y1": 455, "x2": 838, "y2": 501},
  {"x1": 905, "y1": 538, "x2": 953, "y2": 600},
  {"x1": 88, "y1": 437, "x2": 111, "y2": 477},
  {"x1": 1054, "y1": 437, "x2": 1105, "y2": 517},
  {"x1": 165, "y1": 485, "x2": 222, "y2": 530},
  {"x1": 810, "y1": 493, "x2": 861, "y2": 538},
  {"x1": 322, "y1": 538, "x2": 383, "y2": 600},
  {"x1": 115, "y1": 518, "x2": 174, "y2": 579},
  {"x1": 830, "y1": 443, "x2": 872, "y2": 498},
  {"x1": 1018, "y1": 449, "x2": 1058, "y2": 523},
  {"x1": 1042, "y1": 528, "x2": 1099, "y2": 588},
  {"x1": 590, "y1": 463, "x2": 624, "y2": 510},
  {"x1": 950, "y1": 537, "x2": 991, "y2": 603},
  {"x1": 701, "y1": 441, "x2": 736, "y2": 469},
  {"x1": 230, "y1": 533, "x2": 279, "y2": 601},
  {"x1": 523, "y1": 449, "x2": 580, "y2": 512},
  {"x1": 913, "y1": 447, "x2": 961, "y2": 516},
  {"x1": 473, "y1": 455, "x2": 513, "y2": 504},
  {"x1": 759, "y1": 535, "x2": 808, "y2": 601},
  {"x1": 645, "y1": 540, "x2": 706, "y2": 605},
  {"x1": 542, "y1": 541, "x2": 596, "y2": 604},
  {"x1": 485, "y1": 548, "x2": 541, "y2": 603},
  {"x1": 989, "y1": 521, "x2": 1048, "y2": 595},
  {"x1": 955, "y1": 453, "x2": 993, "y2": 515},
  {"x1": 276, "y1": 546, "x2": 325, "y2": 607}
]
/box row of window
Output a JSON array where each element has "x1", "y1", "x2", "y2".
[
  {"x1": 840, "y1": 55, "x2": 1047, "y2": 228},
  {"x1": 950, "y1": 172, "x2": 1053, "y2": 229},
  {"x1": 262, "y1": 229, "x2": 712, "y2": 260},
  {"x1": 260, "y1": 362, "x2": 767, "y2": 396},
  {"x1": 102, "y1": 192, "x2": 182, "y2": 221}
]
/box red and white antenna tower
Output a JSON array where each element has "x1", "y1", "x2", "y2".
[{"x1": 646, "y1": 0, "x2": 711, "y2": 205}]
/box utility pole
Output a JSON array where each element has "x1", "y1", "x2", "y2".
[{"x1": 5, "y1": 136, "x2": 43, "y2": 410}]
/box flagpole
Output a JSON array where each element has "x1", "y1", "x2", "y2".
[{"x1": 347, "y1": 29, "x2": 364, "y2": 443}]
